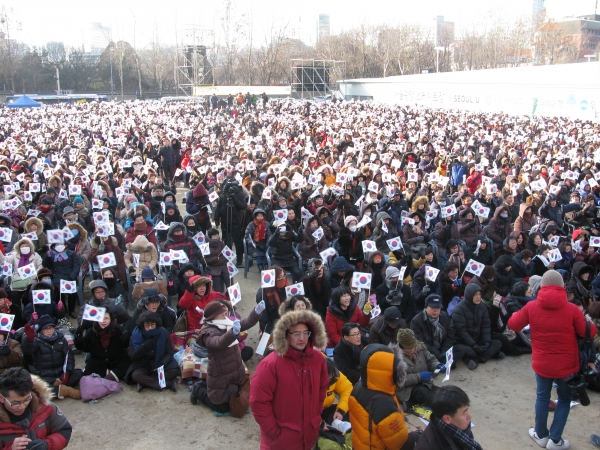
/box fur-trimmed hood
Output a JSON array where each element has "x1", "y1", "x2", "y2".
[
  {"x1": 0, "y1": 375, "x2": 53, "y2": 422},
  {"x1": 272, "y1": 309, "x2": 326, "y2": 357},
  {"x1": 47, "y1": 175, "x2": 62, "y2": 188},
  {"x1": 127, "y1": 202, "x2": 150, "y2": 219},
  {"x1": 67, "y1": 222, "x2": 88, "y2": 241},
  {"x1": 191, "y1": 275, "x2": 213, "y2": 296},
  {"x1": 127, "y1": 234, "x2": 154, "y2": 253},
  {"x1": 12, "y1": 238, "x2": 35, "y2": 256},
  {"x1": 411, "y1": 196, "x2": 430, "y2": 212},
  {"x1": 24, "y1": 217, "x2": 44, "y2": 233},
  {"x1": 359, "y1": 343, "x2": 408, "y2": 394},
  {"x1": 278, "y1": 297, "x2": 313, "y2": 317}
]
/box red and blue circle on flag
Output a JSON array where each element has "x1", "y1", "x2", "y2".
[
  {"x1": 89, "y1": 309, "x2": 98, "y2": 317},
  {"x1": 0, "y1": 318, "x2": 9, "y2": 327},
  {"x1": 263, "y1": 274, "x2": 271, "y2": 283}
]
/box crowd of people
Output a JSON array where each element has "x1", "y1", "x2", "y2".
[{"x1": 0, "y1": 97, "x2": 597, "y2": 449}]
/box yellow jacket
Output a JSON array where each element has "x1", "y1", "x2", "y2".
[
  {"x1": 323, "y1": 370, "x2": 353, "y2": 413},
  {"x1": 386, "y1": 253, "x2": 413, "y2": 286}
]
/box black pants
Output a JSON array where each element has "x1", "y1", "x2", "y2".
[
  {"x1": 163, "y1": 165, "x2": 174, "y2": 183},
  {"x1": 131, "y1": 367, "x2": 179, "y2": 390},
  {"x1": 84, "y1": 360, "x2": 130, "y2": 381},
  {"x1": 493, "y1": 332, "x2": 531, "y2": 356},
  {"x1": 210, "y1": 271, "x2": 230, "y2": 293},
  {"x1": 221, "y1": 224, "x2": 243, "y2": 264},
  {"x1": 9, "y1": 290, "x2": 27, "y2": 309},
  {"x1": 409, "y1": 383, "x2": 439, "y2": 408},
  {"x1": 193, "y1": 380, "x2": 229, "y2": 413},
  {"x1": 455, "y1": 339, "x2": 503, "y2": 364},
  {"x1": 279, "y1": 264, "x2": 304, "y2": 283}
]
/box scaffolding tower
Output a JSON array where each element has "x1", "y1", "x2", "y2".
[
  {"x1": 176, "y1": 27, "x2": 214, "y2": 97},
  {"x1": 290, "y1": 59, "x2": 346, "y2": 99}
]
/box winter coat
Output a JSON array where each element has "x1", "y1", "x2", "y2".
[
  {"x1": 397, "y1": 344, "x2": 440, "y2": 402},
  {"x1": 21, "y1": 330, "x2": 74, "y2": 379},
  {"x1": 484, "y1": 206, "x2": 511, "y2": 249},
  {"x1": 90, "y1": 236, "x2": 127, "y2": 285},
  {"x1": 326, "y1": 300, "x2": 370, "y2": 348},
  {"x1": 512, "y1": 252, "x2": 533, "y2": 280},
  {"x1": 203, "y1": 236, "x2": 228, "y2": 276},
  {"x1": 349, "y1": 344, "x2": 409, "y2": 450},
  {"x1": 372, "y1": 212, "x2": 399, "y2": 253},
  {"x1": 42, "y1": 250, "x2": 81, "y2": 286},
  {"x1": 450, "y1": 284, "x2": 492, "y2": 348},
  {"x1": 375, "y1": 280, "x2": 414, "y2": 321},
  {"x1": 335, "y1": 227, "x2": 365, "y2": 264},
  {"x1": 0, "y1": 238, "x2": 43, "y2": 291},
  {"x1": 457, "y1": 208, "x2": 482, "y2": 247},
  {"x1": 125, "y1": 327, "x2": 178, "y2": 382},
  {"x1": 513, "y1": 204, "x2": 534, "y2": 234},
  {"x1": 414, "y1": 414, "x2": 468, "y2": 450},
  {"x1": 302, "y1": 272, "x2": 332, "y2": 319},
  {"x1": 250, "y1": 310, "x2": 328, "y2": 450},
  {"x1": 299, "y1": 223, "x2": 328, "y2": 260},
  {"x1": 368, "y1": 313, "x2": 407, "y2": 346},
  {"x1": 213, "y1": 187, "x2": 248, "y2": 226},
  {"x1": 245, "y1": 215, "x2": 271, "y2": 258},
  {"x1": 74, "y1": 324, "x2": 131, "y2": 375},
  {"x1": 131, "y1": 280, "x2": 168, "y2": 301},
  {"x1": 504, "y1": 293, "x2": 534, "y2": 319},
  {"x1": 197, "y1": 310, "x2": 260, "y2": 405},
  {"x1": 268, "y1": 228, "x2": 302, "y2": 268},
  {"x1": 333, "y1": 338, "x2": 364, "y2": 385},
  {"x1": 125, "y1": 221, "x2": 157, "y2": 247},
  {"x1": 411, "y1": 266, "x2": 441, "y2": 311},
  {"x1": 185, "y1": 184, "x2": 212, "y2": 231},
  {"x1": 315, "y1": 206, "x2": 340, "y2": 242},
  {"x1": 439, "y1": 271, "x2": 465, "y2": 309},
  {"x1": 23, "y1": 216, "x2": 48, "y2": 255},
  {"x1": 178, "y1": 276, "x2": 225, "y2": 331},
  {"x1": 493, "y1": 255, "x2": 515, "y2": 297},
  {"x1": 403, "y1": 213, "x2": 430, "y2": 246},
  {"x1": 465, "y1": 235, "x2": 494, "y2": 268},
  {"x1": 129, "y1": 296, "x2": 176, "y2": 333},
  {"x1": 433, "y1": 219, "x2": 459, "y2": 255},
  {"x1": 161, "y1": 222, "x2": 199, "y2": 268},
  {"x1": 565, "y1": 261, "x2": 594, "y2": 307},
  {"x1": 0, "y1": 214, "x2": 18, "y2": 253},
  {"x1": 450, "y1": 162, "x2": 467, "y2": 187},
  {"x1": 159, "y1": 145, "x2": 175, "y2": 167},
  {"x1": 0, "y1": 375, "x2": 72, "y2": 449},
  {"x1": 23, "y1": 282, "x2": 65, "y2": 324},
  {"x1": 77, "y1": 291, "x2": 130, "y2": 330},
  {"x1": 124, "y1": 234, "x2": 159, "y2": 278},
  {"x1": 324, "y1": 369, "x2": 353, "y2": 414},
  {"x1": 0, "y1": 338, "x2": 22, "y2": 374},
  {"x1": 411, "y1": 309, "x2": 454, "y2": 361},
  {"x1": 508, "y1": 284, "x2": 595, "y2": 379},
  {"x1": 66, "y1": 222, "x2": 91, "y2": 263}
]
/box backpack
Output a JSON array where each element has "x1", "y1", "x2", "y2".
[{"x1": 317, "y1": 430, "x2": 352, "y2": 450}]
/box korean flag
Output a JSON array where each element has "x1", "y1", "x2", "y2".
[
  {"x1": 199, "y1": 243, "x2": 210, "y2": 256},
  {"x1": 98, "y1": 252, "x2": 117, "y2": 269},
  {"x1": 82, "y1": 304, "x2": 106, "y2": 322},
  {"x1": 157, "y1": 365, "x2": 166, "y2": 389},
  {"x1": 193, "y1": 232, "x2": 206, "y2": 248},
  {"x1": 465, "y1": 260, "x2": 485, "y2": 277},
  {"x1": 94, "y1": 211, "x2": 110, "y2": 224},
  {"x1": 273, "y1": 209, "x2": 288, "y2": 221},
  {"x1": 68, "y1": 185, "x2": 82, "y2": 196},
  {"x1": 227, "y1": 282, "x2": 242, "y2": 306},
  {"x1": 362, "y1": 240, "x2": 377, "y2": 254},
  {"x1": 386, "y1": 237, "x2": 403, "y2": 251},
  {"x1": 60, "y1": 279, "x2": 77, "y2": 294},
  {"x1": 351, "y1": 272, "x2": 372, "y2": 290},
  {"x1": 221, "y1": 246, "x2": 237, "y2": 262},
  {"x1": 159, "y1": 252, "x2": 173, "y2": 266},
  {"x1": 425, "y1": 265, "x2": 441, "y2": 282},
  {"x1": 1, "y1": 263, "x2": 12, "y2": 277},
  {"x1": 0, "y1": 314, "x2": 14, "y2": 331},
  {"x1": 285, "y1": 283, "x2": 305, "y2": 297},
  {"x1": 17, "y1": 263, "x2": 36, "y2": 280},
  {"x1": 32, "y1": 289, "x2": 51, "y2": 305},
  {"x1": 47, "y1": 230, "x2": 65, "y2": 244},
  {"x1": 227, "y1": 262, "x2": 239, "y2": 279},
  {"x1": 0, "y1": 228, "x2": 13, "y2": 243},
  {"x1": 261, "y1": 269, "x2": 276, "y2": 288}
]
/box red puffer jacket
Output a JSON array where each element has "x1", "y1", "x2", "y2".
[
  {"x1": 325, "y1": 301, "x2": 370, "y2": 348},
  {"x1": 508, "y1": 284, "x2": 595, "y2": 379}
]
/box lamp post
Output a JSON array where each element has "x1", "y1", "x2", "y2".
[
  {"x1": 434, "y1": 46, "x2": 444, "y2": 73},
  {"x1": 109, "y1": 45, "x2": 114, "y2": 101}
]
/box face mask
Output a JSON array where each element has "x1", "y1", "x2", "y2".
[
  {"x1": 439, "y1": 201, "x2": 446, "y2": 207},
  {"x1": 55, "y1": 245, "x2": 66, "y2": 252},
  {"x1": 133, "y1": 164, "x2": 142, "y2": 170},
  {"x1": 349, "y1": 225, "x2": 357, "y2": 232},
  {"x1": 364, "y1": 211, "x2": 372, "y2": 217},
  {"x1": 71, "y1": 229, "x2": 79, "y2": 237},
  {"x1": 500, "y1": 214, "x2": 508, "y2": 219},
  {"x1": 20, "y1": 247, "x2": 30, "y2": 255},
  {"x1": 42, "y1": 279, "x2": 52, "y2": 285}
]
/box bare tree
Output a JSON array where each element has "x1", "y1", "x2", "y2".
[{"x1": 0, "y1": 6, "x2": 26, "y2": 92}]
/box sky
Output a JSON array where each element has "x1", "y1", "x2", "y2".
[{"x1": 1, "y1": 0, "x2": 598, "y2": 50}]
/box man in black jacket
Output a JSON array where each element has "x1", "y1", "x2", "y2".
[
  {"x1": 214, "y1": 177, "x2": 247, "y2": 267},
  {"x1": 333, "y1": 322, "x2": 364, "y2": 385},
  {"x1": 159, "y1": 138, "x2": 175, "y2": 183},
  {"x1": 411, "y1": 294, "x2": 456, "y2": 363},
  {"x1": 368, "y1": 306, "x2": 407, "y2": 346}
]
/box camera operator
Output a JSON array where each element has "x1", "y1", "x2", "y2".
[{"x1": 214, "y1": 177, "x2": 247, "y2": 267}]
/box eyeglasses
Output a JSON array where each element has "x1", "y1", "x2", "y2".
[
  {"x1": 288, "y1": 331, "x2": 311, "y2": 339},
  {"x1": 348, "y1": 333, "x2": 361, "y2": 338},
  {"x1": 3, "y1": 393, "x2": 32, "y2": 408}
]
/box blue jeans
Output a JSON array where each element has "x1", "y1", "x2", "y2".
[{"x1": 535, "y1": 373, "x2": 572, "y2": 442}]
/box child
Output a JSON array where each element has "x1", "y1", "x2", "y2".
[{"x1": 203, "y1": 228, "x2": 230, "y2": 293}]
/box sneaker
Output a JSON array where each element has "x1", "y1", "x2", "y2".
[
  {"x1": 494, "y1": 351, "x2": 505, "y2": 360},
  {"x1": 549, "y1": 400, "x2": 556, "y2": 411},
  {"x1": 546, "y1": 439, "x2": 570, "y2": 449},
  {"x1": 590, "y1": 434, "x2": 600, "y2": 448},
  {"x1": 467, "y1": 359, "x2": 478, "y2": 370},
  {"x1": 528, "y1": 428, "x2": 549, "y2": 448}
]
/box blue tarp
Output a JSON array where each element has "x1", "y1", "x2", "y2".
[{"x1": 6, "y1": 95, "x2": 41, "y2": 108}]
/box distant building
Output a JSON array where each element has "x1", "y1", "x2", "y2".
[
  {"x1": 432, "y1": 16, "x2": 454, "y2": 47},
  {"x1": 318, "y1": 14, "x2": 330, "y2": 42},
  {"x1": 534, "y1": 15, "x2": 600, "y2": 63},
  {"x1": 84, "y1": 22, "x2": 110, "y2": 55},
  {"x1": 532, "y1": 0, "x2": 546, "y2": 32}
]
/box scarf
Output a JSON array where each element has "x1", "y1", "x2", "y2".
[
  {"x1": 131, "y1": 327, "x2": 164, "y2": 369},
  {"x1": 536, "y1": 254, "x2": 550, "y2": 267},
  {"x1": 52, "y1": 250, "x2": 69, "y2": 262},
  {"x1": 424, "y1": 309, "x2": 443, "y2": 347},
  {"x1": 134, "y1": 222, "x2": 148, "y2": 233},
  {"x1": 265, "y1": 285, "x2": 284, "y2": 310},
  {"x1": 94, "y1": 324, "x2": 116, "y2": 348},
  {"x1": 435, "y1": 418, "x2": 483, "y2": 450},
  {"x1": 18, "y1": 253, "x2": 31, "y2": 268},
  {"x1": 207, "y1": 318, "x2": 239, "y2": 347},
  {"x1": 38, "y1": 330, "x2": 58, "y2": 342},
  {"x1": 253, "y1": 218, "x2": 266, "y2": 242},
  {"x1": 0, "y1": 299, "x2": 11, "y2": 314}
]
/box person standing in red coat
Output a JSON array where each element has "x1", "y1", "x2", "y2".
[
  {"x1": 508, "y1": 270, "x2": 595, "y2": 450},
  {"x1": 326, "y1": 286, "x2": 371, "y2": 348},
  {"x1": 250, "y1": 309, "x2": 329, "y2": 450}
]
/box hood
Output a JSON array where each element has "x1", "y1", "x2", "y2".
[
  {"x1": 359, "y1": 344, "x2": 407, "y2": 395},
  {"x1": 193, "y1": 183, "x2": 208, "y2": 199},
  {"x1": 137, "y1": 292, "x2": 167, "y2": 310},
  {"x1": 277, "y1": 176, "x2": 291, "y2": 192},
  {"x1": 315, "y1": 206, "x2": 333, "y2": 219},
  {"x1": 24, "y1": 217, "x2": 44, "y2": 233},
  {"x1": 67, "y1": 222, "x2": 88, "y2": 241},
  {"x1": 0, "y1": 214, "x2": 12, "y2": 228},
  {"x1": 411, "y1": 196, "x2": 430, "y2": 212},
  {"x1": 250, "y1": 181, "x2": 264, "y2": 198},
  {"x1": 494, "y1": 254, "x2": 513, "y2": 271},
  {"x1": 166, "y1": 222, "x2": 187, "y2": 240},
  {"x1": 537, "y1": 285, "x2": 568, "y2": 310},
  {"x1": 12, "y1": 238, "x2": 35, "y2": 256},
  {"x1": 163, "y1": 191, "x2": 175, "y2": 202},
  {"x1": 573, "y1": 261, "x2": 594, "y2": 280},
  {"x1": 328, "y1": 256, "x2": 355, "y2": 273},
  {"x1": 493, "y1": 205, "x2": 509, "y2": 220},
  {"x1": 519, "y1": 203, "x2": 532, "y2": 218},
  {"x1": 0, "y1": 374, "x2": 54, "y2": 420},
  {"x1": 278, "y1": 297, "x2": 313, "y2": 317},
  {"x1": 177, "y1": 262, "x2": 202, "y2": 282},
  {"x1": 127, "y1": 234, "x2": 154, "y2": 252},
  {"x1": 529, "y1": 275, "x2": 543, "y2": 296},
  {"x1": 459, "y1": 207, "x2": 475, "y2": 220},
  {"x1": 464, "y1": 283, "x2": 482, "y2": 303},
  {"x1": 376, "y1": 211, "x2": 391, "y2": 228},
  {"x1": 271, "y1": 309, "x2": 326, "y2": 357},
  {"x1": 183, "y1": 214, "x2": 198, "y2": 228},
  {"x1": 191, "y1": 275, "x2": 212, "y2": 296},
  {"x1": 128, "y1": 202, "x2": 150, "y2": 219},
  {"x1": 47, "y1": 175, "x2": 62, "y2": 188},
  {"x1": 253, "y1": 208, "x2": 266, "y2": 219}
]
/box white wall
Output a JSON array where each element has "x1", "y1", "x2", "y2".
[{"x1": 339, "y1": 62, "x2": 600, "y2": 120}]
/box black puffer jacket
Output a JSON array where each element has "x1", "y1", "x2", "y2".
[
  {"x1": 129, "y1": 297, "x2": 176, "y2": 334},
  {"x1": 267, "y1": 225, "x2": 302, "y2": 267},
  {"x1": 42, "y1": 250, "x2": 81, "y2": 286},
  {"x1": 21, "y1": 331, "x2": 74, "y2": 379},
  {"x1": 74, "y1": 323, "x2": 131, "y2": 374},
  {"x1": 450, "y1": 284, "x2": 492, "y2": 347},
  {"x1": 410, "y1": 309, "x2": 453, "y2": 361},
  {"x1": 492, "y1": 255, "x2": 515, "y2": 297}
]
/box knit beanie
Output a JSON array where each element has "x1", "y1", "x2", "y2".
[
  {"x1": 344, "y1": 215, "x2": 358, "y2": 227},
  {"x1": 540, "y1": 269, "x2": 564, "y2": 288},
  {"x1": 385, "y1": 266, "x2": 401, "y2": 281},
  {"x1": 36, "y1": 314, "x2": 55, "y2": 331},
  {"x1": 73, "y1": 196, "x2": 84, "y2": 205},
  {"x1": 141, "y1": 267, "x2": 156, "y2": 280},
  {"x1": 203, "y1": 301, "x2": 228, "y2": 321},
  {"x1": 396, "y1": 329, "x2": 419, "y2": 349},
  {"x1": 142, "y1": 288, "x2": 160, "y2": 301}
]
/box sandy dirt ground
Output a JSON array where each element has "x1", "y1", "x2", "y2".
[{"x1": 56, "y1": 187, "x2": 600, "y2": 449}]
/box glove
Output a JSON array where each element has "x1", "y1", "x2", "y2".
[
  {"x1": 98, "y1": 243, "x2": 105, "y2": 252},
  {"x1": 74, "y1": 327, "x2": 83, "y2": 337},
  {"x1": 32, "y1": 312, "x2": 38, "y2": 321},
  {"x1": 363, "y1": 302, "x2": 373, "y2": 314},
  {"x1": 24, "y1": 323, "x2": 35, "y2": 341},
  {"x1": 57, "y1": 301, "x2": 64, "y2": 311},
  {"x1": 436, "y1": 364, "x2": 446, "y2": 372},
  {"x1": 61, "y1": 371, "x2": 70, "y2": 385},
  {"x1": 119, "y1": 329, "x2": 129, "y2": 343},
  {"x1": 255, "y1": 300, "x2": 266, "y2": 315},
  {"x1": 322, "y1": 217, "x2": 330, "y2": 225},
  {"x1": 443, "y1": 223, "x2": 452, "y2": 230},
  {"x1": 232, "y1": 320, "x2": 241, "y2": 335},
  {"x1": 454, "y1": 279, "x2": 463, "y2": 286},
  {"x1": 129, "y1": 266, "x2": 136, "y2": 273},
  {"x1": 469, "y1": 221, "x2": 477, "y2": 228},
  {"x1": 419, "y1": 372, "x2": 433, "y2": 382},
  {"x1": 416, "y1": 236, "x2": 424, "y2": 242},
  {"x1": 474, "y1": 345, "x2": 487, "y2": 355},
  {"x1": 0, "y1": 345, "x2": 11, "y2": 356},
  {"x1": 421, "y1": 285, "x2": 431, "y2": 296},
  {"x1": 25, "y1": 439, "x2": 49, "y2": 450}
]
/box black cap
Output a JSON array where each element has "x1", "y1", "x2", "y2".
[
  {"x1": 383, "y1": 306, "x2": 403, "y2": 324},
  {"x1": 425, "y1": 294, "x2": 443, "y2": 308}
]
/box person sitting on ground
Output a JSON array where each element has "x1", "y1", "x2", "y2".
[
  {"x1": 74, "y1": 308, "x2": 131, "y2": 383},
  {"x1": 130, "y1": 288, "x2": 176, "y2": 334},
  {"x1": 42, "y1": 242, "x2": 81, "y2": 319},
  {"x1": 0, "y1": 367, "x2": 72, "y2": 450},
  {"x1": 132, "y1": 266, "x2": 168, "y2": 303},
  {"x1": 0, "y1": 238, "x2": 43, "y2": 308},
  {"x1": 216, "y1": 299, "x2": 255, "y2": 362},
  {"x1": 411, "y1": 294, "x2": 456, "y2": 363},
  {"x1": 333, "y1": 322, "x2": 365, "y2": 385},
  {"x1": 124, "y1": 234, "x2": 158, "y2": 280},
  {"x1": 100, "y1": 267, "x2": 129, "y2": 309},
  {"x1": 0, "y1": 326, "x2": 23, "y2": 374},
  {"x1": 450, "y1": 284, "x2": 503, "y2": 370},
  {"x1": 126, "y1": 311, "x2": 179, "y2": 392},
  {"x1": 322, "y1": 358, "x2": 352, "y2": 424},
  {"x1": 414, "y1": 385, "x2": 482, "y2": 450},
  {"x1": 376, "y1": 266, "x2": 414, "y2": 320},
  {"x1": 396, "y1": 328, "x2": 444, "y2": 409},
  {"x1": 21, "y1": 315, "x2": 82, "y2": 400},
  {"x1": 190, "y1": 300, "x2": 264, "y2": 413},
  {"x1": 368, "y1": 306, "x2": 408, "y2": 346},
  {"x1": 178, "y1": 275, "x2": 226, "y2": 332},
  {"x1": 78, "y1": 280, "x2": 130, "y2": 331},
  {"x1": 326, "y1": 286, "x2": 371, "y2": 348}
]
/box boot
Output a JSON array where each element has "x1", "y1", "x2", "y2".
[
  {"x1": 58, "y1": 385, "x2": 81, "y2": 400},
  {"x1": 515, "y1": 346, "x2": 532, "y2": 355}
]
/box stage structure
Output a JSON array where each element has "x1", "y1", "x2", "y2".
[
  {"x1": 290, "y1": 59, "x2": 346, "y2": 99},
  {"x1": 176, "y1": 27, "x2": 214, "y2": 97}
]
